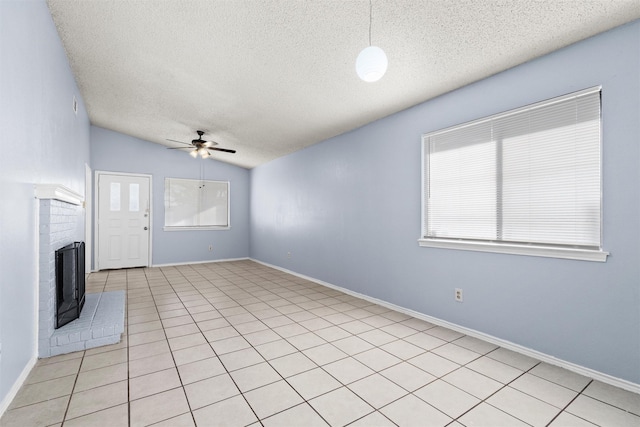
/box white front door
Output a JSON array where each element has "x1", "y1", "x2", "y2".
[{"x1": 97, "y1": 173, "x2": 151, "y2": 270}]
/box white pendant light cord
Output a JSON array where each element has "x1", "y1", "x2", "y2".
[{"x1": 368, "y1": 0, "x2": 372, "y2": 46}]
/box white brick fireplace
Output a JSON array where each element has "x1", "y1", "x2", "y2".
[{"x1": 35, "y1": 184, "x2": 124, "y2": 358}]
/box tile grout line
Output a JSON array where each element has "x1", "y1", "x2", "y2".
[
  {"x1": 126, "y1": 269, "x2": 133, "y2": 427},
  {"x1": 58, "y1": 323, "x2": 87, "y2": 426},
  {"x1": 544, "y1": 379, "x2": 593, "y2": 427}
]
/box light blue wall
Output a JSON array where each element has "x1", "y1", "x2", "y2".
[
  {"x1": 90, "y1": 126, "x2": 250, "y2": 265},
  {"x1": 250, "y1": 21, "x2": 640, "y2": 384},
  {"x1": 0, "y1": 0, "x2": 90, "y2": 407}
]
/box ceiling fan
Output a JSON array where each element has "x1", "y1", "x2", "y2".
[{"x1": 167, "y1": 130, "x2": 236, "y2": 159}]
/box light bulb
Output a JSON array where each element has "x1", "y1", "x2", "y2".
[
  {"x1": 189, "y1": 149, "x2": 198, "y2": 158},
  {"x1": 356, "y1": 46, "x2": 388, "y2": 82}
]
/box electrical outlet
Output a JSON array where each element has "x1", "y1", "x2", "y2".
[
  {"x1": 208, "y1": 245, "x2": 213, "y2": 252},
  {"x1": 455, "y1": 288, "x2": 463, "y2": 302},
  {"x1": 287, "y1": 252, "x2": 291, "y2": 259}
]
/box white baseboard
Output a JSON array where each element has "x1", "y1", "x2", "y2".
[
  {"x1": 251, "y1": 258, "x2": 640, "y2": 395},
  {"x1": 152, "y1": 257, "x2": 249, "y2": 268},
  {"x1": 88, "y1": 257, "x2": 250, "y2": 272},
  {"x1": 0, "y1": 355, "x2": 37, "y2": 418}
]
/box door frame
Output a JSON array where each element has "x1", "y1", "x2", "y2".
[
  {"x1": 95, "y1": 170, "x2": 153, "y2": 271},
  {"x1": 85, "y1": 163, "x2": 92, "y2": 273}
]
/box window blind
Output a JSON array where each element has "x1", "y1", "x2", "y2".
[
  {"x1": 165, "y1": 178, "x2": 229, "y2": 228},
  {"x1": 423, "y1": 87, "x2": 601, "y2": 249}
]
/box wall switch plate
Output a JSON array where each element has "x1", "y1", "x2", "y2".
[{"x1": 455, "y1": 288, "x2": 463, "y2": 302}]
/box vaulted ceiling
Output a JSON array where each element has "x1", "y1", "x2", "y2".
[{"x1": 47, "y1": 0, "x2": 640, "y2": 168}]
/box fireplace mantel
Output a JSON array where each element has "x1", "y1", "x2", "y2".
[{"x1": 35, "y1": 184, "x2": 83, "y2": 206}]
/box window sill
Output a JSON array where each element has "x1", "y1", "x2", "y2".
[
  {"x1": 418, "y1": 238, "x2": 608, "y2": 262},
  {"x1": 164, "y1": 226, "x2": 230, "y2": 231}
]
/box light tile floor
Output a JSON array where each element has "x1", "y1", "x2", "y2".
[{"x1": 2, "y1": 260, "x2": 639, "y2": 427}]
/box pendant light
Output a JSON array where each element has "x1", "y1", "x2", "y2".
[{"x1": 356, "y1": 0, "x2": 387, "y2": 82}]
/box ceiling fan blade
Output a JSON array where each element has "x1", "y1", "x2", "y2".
[
  {"x1": 166, "y1": 139, "x2": 191, "y2": 146},
  {"x1": 167, "y1": 146, "x2": 192, "y2": 150},
  {"x1": 209, "y1": 147, "x2": 236, "y2": 153}
]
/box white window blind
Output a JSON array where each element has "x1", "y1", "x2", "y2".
[
  {"x1": 422, "y1": 87, "x2": 603, "y2": 256},
  {"x1": 164, "y1": 178, "x2": 229, "y2": 229}
]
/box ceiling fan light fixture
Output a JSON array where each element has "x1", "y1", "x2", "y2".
[
  {"x1": 167, "y1": 131, "x2": 235, "y2": 158},
  {"x1": 356, "y1": 46, "x2": 387, "y2": 82}
]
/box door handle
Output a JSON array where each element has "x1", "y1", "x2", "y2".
[{"x1": 144, "y1": 227, "x2": 148, "y2": 230}]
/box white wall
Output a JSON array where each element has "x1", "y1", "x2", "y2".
[
  {"x1": 250, "y1": 21, "x2": 640, "y2": 385},
  {"x1": 90, "y1": 126, "x2": 250, "y2": 266},
  {"x1": 0, "y1": 0, "x2": 90, "y2": 410}
]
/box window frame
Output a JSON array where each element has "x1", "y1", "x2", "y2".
[
  {"x1": 163, "y1": 177, "x2": 231, "y2": 231},
  {"x1": 419, "y1": 87, "x2": 608, "y2": 262}
]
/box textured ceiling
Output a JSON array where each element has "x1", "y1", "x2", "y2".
[{"x1": 47, "y1": 0, "x2": 640, "y2": 169}]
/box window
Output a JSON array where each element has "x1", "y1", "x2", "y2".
[
  {"x1": 164, "y1": 178, "x2": 229, "y2": 230},
  {"x1": 110, "y1": 182, "x2": 120, "y2": 211},
  {"x1": 420, "y1": 87, "x2": 607, "y2": 262}
]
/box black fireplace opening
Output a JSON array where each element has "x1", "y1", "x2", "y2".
[{"x1": 55, "y1": 241, "x2": 85, "y2": 329}]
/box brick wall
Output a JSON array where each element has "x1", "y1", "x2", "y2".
[{"x1": 38, "y1": 199, "x2": 83, "y2": 358}]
